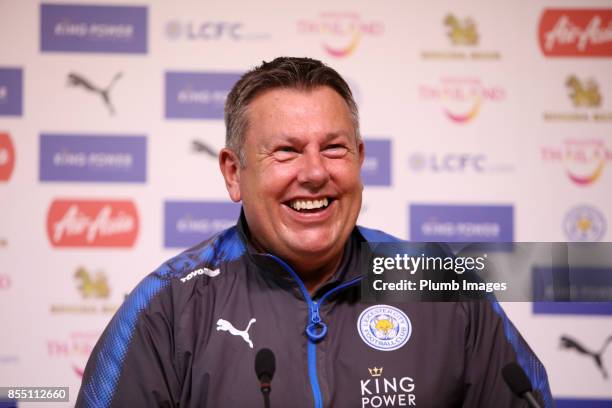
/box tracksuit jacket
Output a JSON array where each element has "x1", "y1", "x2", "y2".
[{"x1": 76, "y1": 214, "x2": 553, "y2": 407}]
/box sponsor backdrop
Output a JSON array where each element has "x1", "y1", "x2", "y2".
[{"x1": 1, "y1": 0, "x2": 611, "y2": 405}]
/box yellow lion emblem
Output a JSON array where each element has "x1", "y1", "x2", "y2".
[
  {"x1": 566, "y1": 75, "x2": 602, "y2": 108},
  {"x1": 75, "y1": 267, "x2": 110, "y2": 299},
  {"x1": 576, "y1": 216, "x2": 593, "y2": 233},
  {"x1": 375, "y1": 318, "x2": 394, "y2": 335},
  {"x1": 444, "y1": 14, "x2": 478, "y2": 46}
]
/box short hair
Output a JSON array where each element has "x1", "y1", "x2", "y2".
[{"x1": 224, "y1": 56, "x2": 360, "y2": 166}]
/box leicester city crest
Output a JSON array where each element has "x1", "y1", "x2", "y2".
[{"x1": 357, "y1": 305, "x2": 412, "y2": 351}]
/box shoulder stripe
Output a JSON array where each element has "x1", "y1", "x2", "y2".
[
  {"x1": 159, "y1": 226, "x2": 246, "y2": 278},
  {"x1": 490, "y1": 301, "x2": 554, "y2": 408},
  {"x1": 80, "y1": 274, "x2": 169, "y2": 408},
  {"x1": 81, "y1": 227, "x2": 245, "y2": 406}
]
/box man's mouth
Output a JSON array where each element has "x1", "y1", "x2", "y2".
[{"x1": 286, "y1": 197, "x2": 332, "y2": 213}]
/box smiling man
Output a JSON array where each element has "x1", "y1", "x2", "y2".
[
  {"x1": 76, "y1": 57, "x2": 552, "y2": 408},
  {"x1": 220, "y1": 78, "x2": 364, "y2": 292}
]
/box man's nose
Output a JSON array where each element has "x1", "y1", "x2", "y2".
[{"x1": 297, "y1": 150, "x2": 330, "y2": 189}]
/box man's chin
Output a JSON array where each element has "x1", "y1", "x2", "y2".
[{"x1": 283, "y1": 238, "x2": 338, "y2": 261}]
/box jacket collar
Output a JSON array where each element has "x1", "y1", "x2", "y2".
[{"x1": 235, "y1": 209, "x2": 364, "y2": 300}]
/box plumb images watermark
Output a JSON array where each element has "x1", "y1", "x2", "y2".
[
  {"x1": 361, "y1": 242, "x2": 612, "y2": 302},
  {"x1": 0, "y1": 387, "x2": 69, "y2": 402},
  {"x1": 369, "y1": 252, "x2": 507, "y2": 294},
  {"x1": 372, "y1": 277, "x2": 507, "y2": 293}
]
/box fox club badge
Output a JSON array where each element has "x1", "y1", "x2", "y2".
[{"x1": 357, "y1": 305, "x2": 412, "y2": 351}]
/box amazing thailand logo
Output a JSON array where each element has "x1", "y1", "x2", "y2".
[
  {"x1": 297, "y1": 12, "x2": 384, "y2": 58},
  {"x1": 541, "y1": 139, "x2": 612, "y2": 186},
  {"x1": 419, "y1": 77, "x2": 506, "y2": 123}
]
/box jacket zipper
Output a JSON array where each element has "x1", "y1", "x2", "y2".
[{"x1": 264, "y1": 254, "x2": 362, "y2": 408}]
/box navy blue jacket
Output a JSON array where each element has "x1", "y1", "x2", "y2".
[{"x1": 76, "y1": 215, "x2": 553, "y2": 407}]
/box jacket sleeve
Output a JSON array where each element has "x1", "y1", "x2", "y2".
[
  {"x1": 75, "y1": 273, "x2": 181, "y2": 408},
  {"x1": 461, "y1": 300, "x2": 554, "y2": 408}
]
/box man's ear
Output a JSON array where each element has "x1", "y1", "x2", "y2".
[
  {"x1": 219, "y1": 148, "x2": 242, "y2": 202},
  {"x1": 357, "y1": 139, "x2": 365, "y2": 167}
]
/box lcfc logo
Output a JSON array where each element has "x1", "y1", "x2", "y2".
[
  {"x1": 357, "y1": 305, "x2": 411, "y2": 351},
  {"x1": 564, "y1": 205, "x2": 606, "y2": 242}
]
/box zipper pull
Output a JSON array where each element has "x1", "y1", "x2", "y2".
[
  {"x1": 306, "y1": 302, "x2": 327, "y2": 342},
  {"x1": 311, "y1": 302, "x2": 321, "y2": 324}
]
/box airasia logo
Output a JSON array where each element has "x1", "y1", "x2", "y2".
[
  {"x1": 539, "y1": 9, "x2": 612, "y2": 57},
  {"x1": 0, "y1": 133, "x2": 15, "y2": 181},
  {"x1": 47, "y1": 200, "x2": 139, "y2": 247}
]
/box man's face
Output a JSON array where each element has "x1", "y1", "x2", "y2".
[{"x1": 232, "y1": 86, "x2": 364, "y2": 266}]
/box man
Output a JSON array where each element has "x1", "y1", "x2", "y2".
[{"x1": 76, "y1": 57, "x2": 552, "y2": 407}]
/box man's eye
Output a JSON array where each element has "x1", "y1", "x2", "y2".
[
  {"x1": 327, "y1": 144, "x2": 346, "y2": 150},
  {"x1": 273, "y1": 146, "x2": 298, "y2": 161},
  {"x1": 324, "y1": 144, "x2": 348, "y2": 157}
]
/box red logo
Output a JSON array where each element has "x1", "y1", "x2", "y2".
[
  {"x1": 0, "y1": 133, "x2": 15, "y2": 181},
  {"x1": 47, "y1": 200, "x2": 139, "y2": 247},
  {"x1": 539, "y1": 9, "x2": 612, "y2": 57}
]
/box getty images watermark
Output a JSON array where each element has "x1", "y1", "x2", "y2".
[{"x1": 360, "y1": 242, "x2": 612, "y2": 303}]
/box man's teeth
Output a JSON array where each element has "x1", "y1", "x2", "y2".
[{"x1": 289, "y1": 198, "x2": 329, "y2": 211}]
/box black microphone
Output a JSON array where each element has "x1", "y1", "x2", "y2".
[
  {"x1": 255, "y1": 348, "x2": 276, "y2": 408},
  {"x1": 502, "y1": 362, "x2": 542, "y2": 408}
]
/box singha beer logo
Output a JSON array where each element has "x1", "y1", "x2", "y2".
[
  {"x1": 360, "y1": 367, "x2": 416, "y2": 407},
  {"x1": 543, "y1": 75, "x2": 612, "y2": 122},
  {"x1": 539, "y1": 9, "x2": 612, "y2": 57},
  {"x1": 444, "y1": 14, "x2": 478, "y2": 46},
  {"x1": 421, "y1": 13, "x2": 499, "y2": 60},
  {"x1": 566, "y1": 75, "x2": 602, "y2": 107},
  {"x1": 50, "y1": 266, "x2": 118, "y2": 314},
  {"x1": 560, "y1": 335, "x2": 612, "y2": 379},
  {"x1": 47, "y1": 199, "x2": 139, "y2": 247},
  {"x1": 67, "y1": 72, "x2": 122, "y2": 115},
  {"x1": 75, "y1": 267, "x2": 109, "y2": 298}
]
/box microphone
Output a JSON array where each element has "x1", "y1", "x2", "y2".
[
  {"x1": 502, "y1": 362, "x2": 542, "y2": 408},
  {"x1": 255, "y1": 348, "x2": 276, "y2": 408}
]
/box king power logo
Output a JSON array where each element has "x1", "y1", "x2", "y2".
[
  {"x1": 539, "y1": 9, "x2": 612, "y2": 57},
  {"x1": 47, "y1": 199, "x2": 139, "y2": 247},
  {"x1": 360, "y1": 367, "x2": 416, "y2": 407},
  {"x1": 40, "y1": 4, "x2": 148, "y2": 54}
]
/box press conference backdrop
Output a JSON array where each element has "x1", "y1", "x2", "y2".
[{"x1": 1, "y1": 0, "x2": 611, "y2": 406}]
